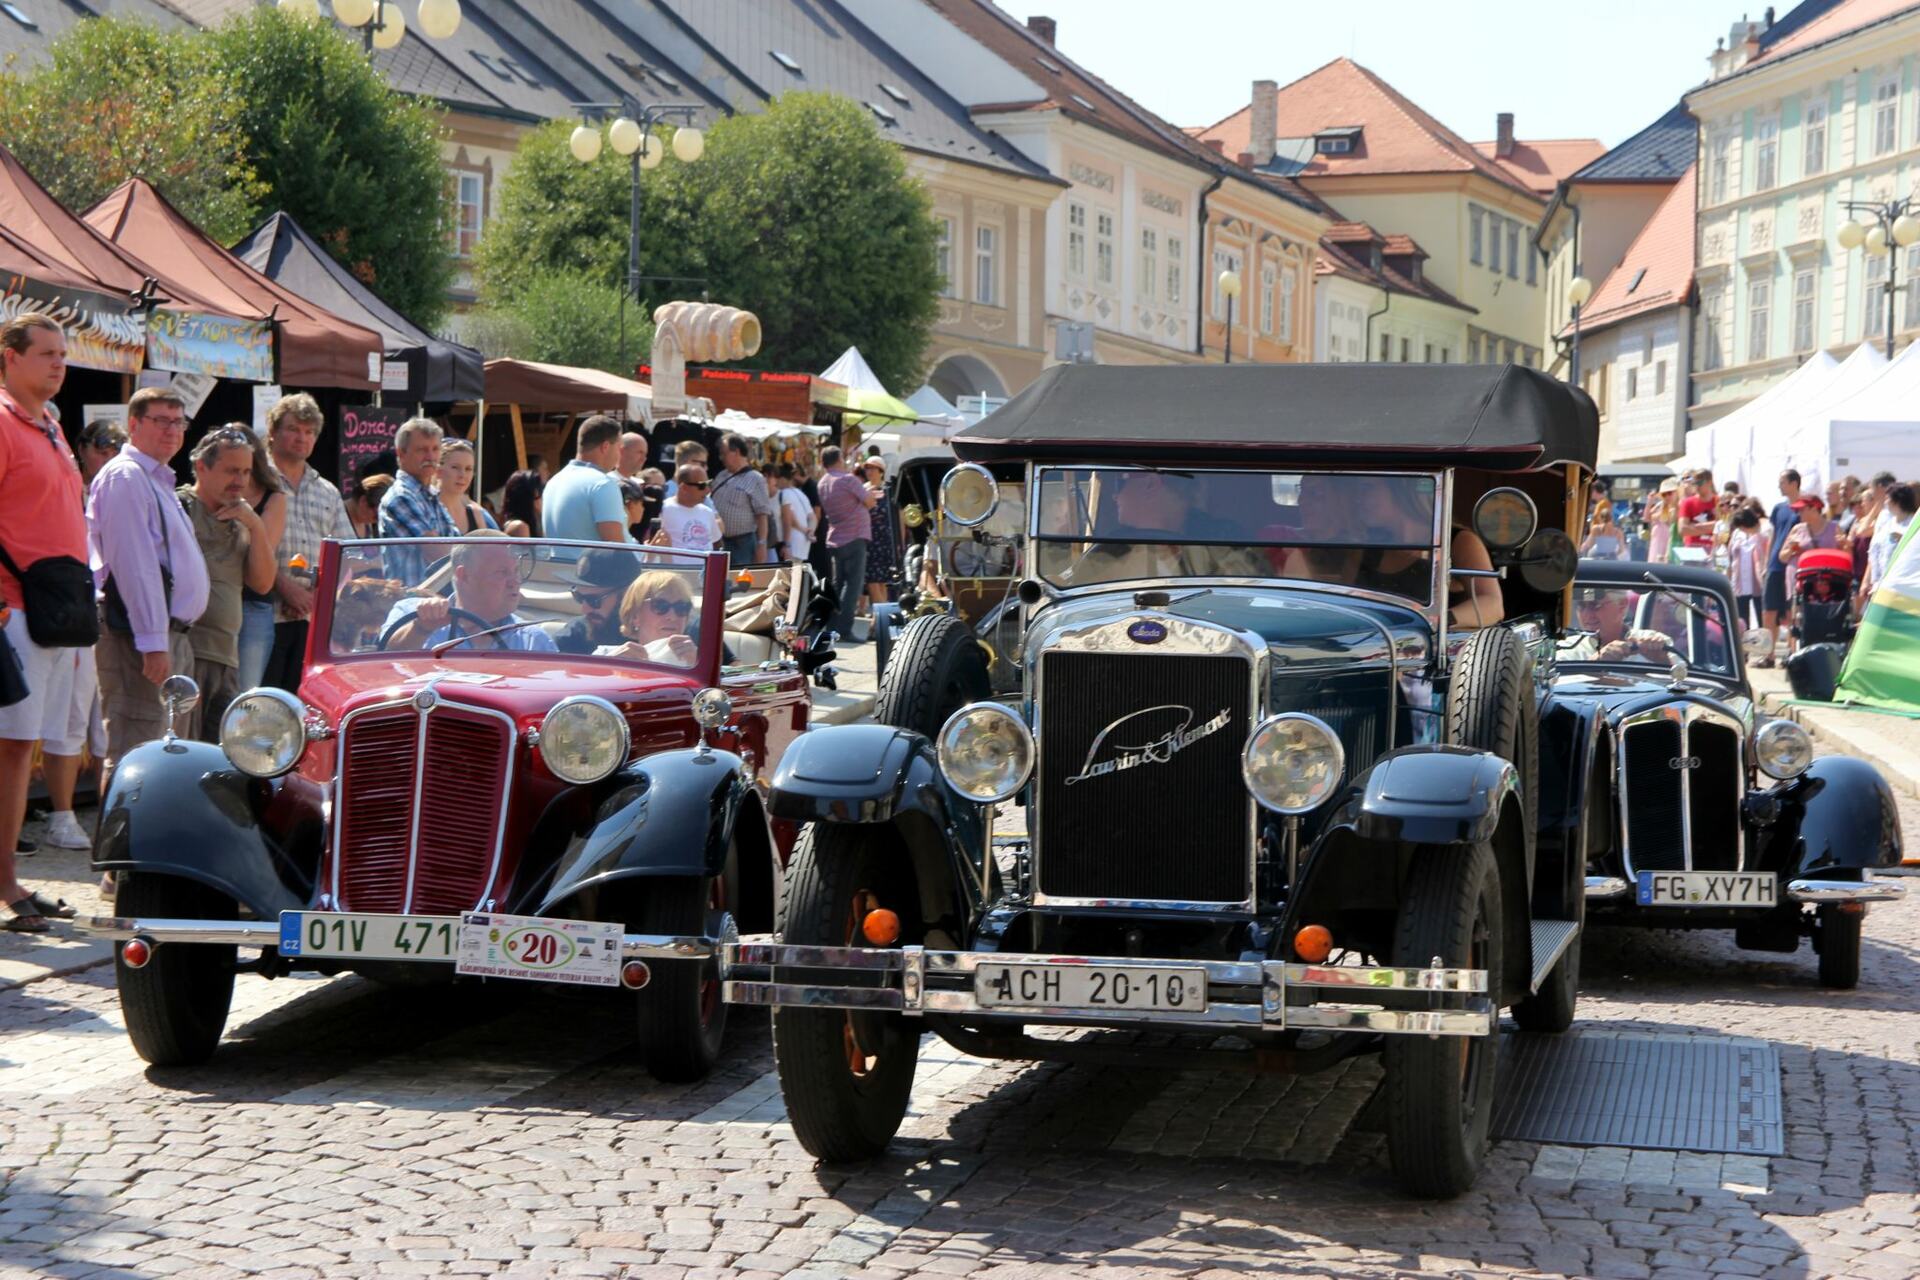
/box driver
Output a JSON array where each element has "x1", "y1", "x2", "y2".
[
  {"x1": 1060, "y1": 469, "x2": 1264, "y2": 585},
  {"x1": 380, "y1": 533, "x2": 559, "y2": 652},
  {"x1": 1565, "y1": 587, "x2": 1670, "y2": 662}
]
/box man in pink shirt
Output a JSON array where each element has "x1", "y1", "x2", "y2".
[
  {"x1": 0, "y1": 314, "x2": 90, "y2": 931},
  {"x1": 817, "y1": 446, "x2": 876, "y2": 644}
]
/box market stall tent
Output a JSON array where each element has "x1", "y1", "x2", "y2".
[
  {"x1": 232, "y1": 212, "x2": 484, "y2": 404},
  {"x1": 472, "y1": 358, "x2": 655, "y2": 492},
  {"x1": 1678, "y1": 350, "x2": 1838, "y2": 493},
  {"x1": 1736, "y1": 342, "x2": 1888, "y2": 503},
  {"x1": 820, "y1": 345, "x2": 917, "y2": 426},
  {"x1": 1785, "y1": 339, "x2": 1920, "y2": 495}
]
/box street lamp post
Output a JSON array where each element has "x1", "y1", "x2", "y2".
[
  {"x1": 1567, "y1": 274, "x2": 1593, "y2": 388},
  {"x1": 1835, "y1": 199, "x2": 1920, "y2": 357},
  {"x1": 1218, "y1": 269, "x2": 1242, "y2": 364},
  {"x1": 569, "y1": 100, "x2": 707, "y2": 367},
  {"x1": 290, "y1": 0, "x2": 463, "y2": 50}
]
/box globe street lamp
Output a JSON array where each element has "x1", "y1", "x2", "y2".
[
  {"x1": 1835, "y1": 198, "x2": 1920, "y2": 357},
  {"x1": 283, "y1": 0, "x2": 462, "y2": 50},
  {"x1": 571, "y1": 99, "x2": 707, "y2": 364},
  {"x1": 1218, "y1": 268, "x2": 1242, "y2": 364},
  {"x1": 1567, "y1": 274, "x2": 1593, "y2": 387}
]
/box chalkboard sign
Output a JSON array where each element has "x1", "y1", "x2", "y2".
[{"x1": 338, "y1": 405, "x2": 408, "y2": 487}]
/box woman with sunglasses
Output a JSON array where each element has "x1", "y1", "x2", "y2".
[
  {"x1": 224, "y1": 425, "x2": 287, "y2": 690},
  {"x1": 436, "y1": 437, "x2": 498, "y2": 534},
  {"x1": 595, "y1": 570, "x2": 699, "y2": 665}
]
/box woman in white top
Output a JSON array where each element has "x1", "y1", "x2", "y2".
[
  {"x1": 1578, "y1": 499, "x2": 1626, "y2": 560},
  {"x1": 774, "y1": 463, "x2": 815, "y2": 562},
  {"x1": 1726, "y1": 506, "x2": 1765, "y2": 628}
]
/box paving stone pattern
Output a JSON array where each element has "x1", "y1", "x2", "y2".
[{"x1": 0, "y1": 779, "x2": 1915, "y2": 1278}]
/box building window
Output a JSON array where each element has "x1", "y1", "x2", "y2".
[
  {"x1": 1792, "y1": 267, "x2": 1815, "y2": 352},
  {"x1": 1166, "y1": 236, "x2": 1183, "y2": 305},
  {"x1": 1754, "y1": 116, "x2": 1778, "y2": 191},
  {"x1": 1701, "y1": 288, "x2": 1726, "y2": 371},
  {"x1": 1259, "y1": 262, "x2": 1276, "y2": 334},
  {"x1": 1439, "y1": 347, "x2": 1450, "y2": 363},
  {"x1": 1139, "y1": 227, "x2": 1158, "y2": 303},
  {"x1": 1526, "y1": 241, "x2": 1537, "y2": 286},
  {"x1": 1066, "y1": 202, "x2": 1087, "y2": 282},
  {"x1": 453, "y1": 170, "x2": 484, "y2": 258},
  {"x1": 1627, "y1": 366, "x2": 1639, "y2": 400},
  {"x1": 1655, "y1": 360, "x2": 1666, "y2": 395},
  {"x1": 1506, "y1": 224, "x2": 1519, "y2": 279},
  {"x1": 1906, "y1": 247, "x2": 1920, "y2": 330},
  {"x1": 1400, "y1": 336, "x2": 1411, "y2": 362},
  {"x1": 1279, "y1": 267, "x2": 1296, "y2": 343},
  {"x1": 934, "y1": 215, "x2": 956, "y2": 298},
  {"x1": 1211, "y1": 247, "x2": 1243, "y2": 320},
  {"x1": 1470, "y1": 205, "x2": 1484, "y2": 266},
  {"x1": 1747, "y1": 277, "x2": 1771, "y2": 363},
  {"x1": 1804, "y1": 96, "x2": 1827, "y2": 176},
  {"x1": 1874, "y1": 76, "x2": 1898, "y2": 156},
  {"x1": 1865, "y1": 251, "x2": 1889, "y2": 335},
  {"x1": 1380, "y1": 331, "x2": 1392, "y2": 361},
  {"x1": 974, "y1": 224, "x2": 999, "y2": 306},
  {"x1": 1709, "y1": 132, "x2": 1730, "y2": 204},
  {"x1": 1094, "y1": 211, "x2": 1115, "y2": 288},
  {"x1": 1488, "y1": 217, "x2": 1502, "y2": 274}
]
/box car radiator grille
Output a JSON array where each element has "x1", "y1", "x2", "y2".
[
  {"x1": 1035, "y1": 650, "x2": 1251, "y2": 904},
  {"x1": 336, "y1": 704, "x2": 511, "y2": 914},
  {"x1": 1268, "y1": 670, "x2": 1388, "y2": 780},
  {"x1": 1622, "y1": 716, "x2": 1742, "y2": 874}
]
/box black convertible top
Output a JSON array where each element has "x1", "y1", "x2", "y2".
[{"x1": 953, "y1": 363, "x2": 1597, "y2": 471}]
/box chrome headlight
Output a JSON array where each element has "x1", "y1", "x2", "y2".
[
  {"x1": 220, "y1": 688, "x2": 307, "y2": 779},
  {"x1": 539, "y1": 695, "x2": 630, "y2": 785},
  {"x1": 1242, "y1": 713, "x2": 1346, "y2": 814},
  {"x1": 1752, "y1": 718, "x2": 1814, "y2": 780},
  {"x1": 936, "y1": 701, "x2": 1034, "y2": 803}
]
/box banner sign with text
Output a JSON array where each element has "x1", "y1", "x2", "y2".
[
  {"x1": 145, "y1": 307, "x2": 275, "y2": 382},
  {"x1": 338, "y1": 405, "x2": 408, "y2": 485},
  {"x1": 0, "y1": 273, "x2": 145, "y2": 374}
]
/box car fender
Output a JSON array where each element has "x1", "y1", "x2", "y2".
[
  {"x1": 93, "y1": 739, "x2": 317, "y2": 918},
  {"x1": 1768, "y1": 755, "x2": 1903, "y2": 876},
  {"x1": 533, "y1": 748, "x2": 752, "y2": 915},
  {"x1": 1328, "y1": 744, "x2": 1519, "y2": 847}
]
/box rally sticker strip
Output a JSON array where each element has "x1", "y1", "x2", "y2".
[{"x1": 454, "y1": 912, "x2": 623, "y2": 986}]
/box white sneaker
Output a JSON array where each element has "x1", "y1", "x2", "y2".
[{"x1": 41, "y1": 811, "x2": 92, "y2": 851}]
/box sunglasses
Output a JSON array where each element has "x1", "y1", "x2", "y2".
[
  {"x1": 644, "y1": 597, "x2": 693, "y2": 618},
  {"x1": 571, "y1": 585, "x2": 619, "y2": 607}
]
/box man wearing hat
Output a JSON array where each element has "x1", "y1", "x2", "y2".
[
  {"x1": 552, "y1": 548, "x2": 642, "y2": 655},
  {"x1": 1567, "y1": 586, "x2": 1673, "y2": 663}
]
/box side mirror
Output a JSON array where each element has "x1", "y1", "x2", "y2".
[
  {"x1": 940, "y1": 463, "x2": 1000, "y2": 528},
  {"x1": 161, "y1": 673, "x2": 200, "y2": 746},
  {"x1": 1517, "y1": 529, "x2": 1577, "y2": 594}
]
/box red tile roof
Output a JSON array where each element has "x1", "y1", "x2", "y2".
[
  {"x1": 1197, "y1": 58, "x2": 1547, "y2": 200},
  {"x1": 1753, "y1": 0, "x2": 1920, "y2": 65},
  {"x1": 1471, "y1": 138, "x2": 1606, "y2": 196},
  {"x1": 1562, "y1": 165, "x2": 1697, "y2": 337},
  {"x1": 1315, "y1": 221, "x2": 1472, "y2": 313}
]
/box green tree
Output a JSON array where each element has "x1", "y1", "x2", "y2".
[
  {"x1": 464, "y1": 268, "x2": 649, "y2": 377},
  {"x1": 477, "y1": 94, "x2": 942, "y2": 390},
  {"x1": 0, "y1": 18, "x2": 265, "y2": 243},
  {"x1": 207, "y1": 8, "x2": 454, "y2": 328}
]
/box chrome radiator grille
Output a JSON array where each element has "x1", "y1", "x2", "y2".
[
  {"x1": 1620, "y1": 709, "x2": 1744, "y2": 875},
  {"x1": 1034, "y1": 650, "x2": 1252, "y2": 904}
]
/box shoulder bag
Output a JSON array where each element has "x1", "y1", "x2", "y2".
[{"x1": 0, "y1": 541, "x2": 97, "y2": 648}]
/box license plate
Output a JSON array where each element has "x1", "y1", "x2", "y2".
[
  {"x1": 1635, "y1": 871, "x2": 1778, "y2": 907},
  {"x1": 279, "y1": 912, "x2": 457, "y2": 961},
  {"x1": 454, "y1": 912, "x2": 623, "y2": 988},
  {"x1": 974, "y1": 962, "x2": 1207, "y2": 1014}
]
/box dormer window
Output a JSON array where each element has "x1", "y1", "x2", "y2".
[
  {"x1": 770, "y1": 50, "x2": 803, "y2": 75},
  {"x1": 1314, "y1": 127, "x2": 1362, "y2": 155}
]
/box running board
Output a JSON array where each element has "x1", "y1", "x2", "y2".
[{"x1": 1529, "y1": 918, "x2": 1580, "y2": 992}]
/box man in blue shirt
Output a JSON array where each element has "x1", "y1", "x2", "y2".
[
  {"x1": 1759, "y1": 467, "x2": 1803, "y2": 668},
  {"x1": 379, "y1": 534, "x2": 557, "y2": 652},
  {"x1": 377, "y1": 418, "x2": 458, "y2": 585},
  {"x1": 542, "y1": 415, "x2": 632, "y2": 545}
]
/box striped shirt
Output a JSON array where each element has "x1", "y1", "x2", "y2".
[
  {"x1": 270, "y1": 462, "x2": 353, "y2": 622},
  {"x1": 378, "y1": 470, "x2": 458, "y2": 585}
]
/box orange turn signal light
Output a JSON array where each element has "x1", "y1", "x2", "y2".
[
  {"x1": 1293, "y1": 924, "x2": 1333, "y2": 964},
  {"x1": 861, "y1": 908, "x2": 901, "y2": 946}
]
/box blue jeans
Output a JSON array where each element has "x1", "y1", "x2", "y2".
[
  {"x1": 830, "y1": 539, "x2": 868, "y2": 642},
  {"x1": 237, "y1": 599, "x2": 276, "y2": 690}
]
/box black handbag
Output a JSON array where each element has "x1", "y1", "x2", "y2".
[
  {"x1": 0, "y1": 543, "x2": 98, "y2": 648},
  {"x1": 100, "y1": 481, "x2": 176, "y2": 637}
]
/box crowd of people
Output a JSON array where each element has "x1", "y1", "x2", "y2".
[
  {"x1": 1582, "y1": 465, "x2": 1916, "y2": 666},
  {"x1": 0, "y1": 312, "x2": 908, "y2": 930}
]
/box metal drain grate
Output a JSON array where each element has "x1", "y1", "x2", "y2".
[{"x1": 1492, "y1": 1031, "x2": 1783, "y2": 1156}]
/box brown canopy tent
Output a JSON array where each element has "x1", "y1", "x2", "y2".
[
  {"x1": 86, "y1": 178, "x2": 381, "y2": 390},
  {"x1": 461, "y1": 359, "x2": 655, "y2": 497}
]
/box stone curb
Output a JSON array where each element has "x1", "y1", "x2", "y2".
[{"x1": 0, "y1": 938, "x2": 114, "y2": 993}]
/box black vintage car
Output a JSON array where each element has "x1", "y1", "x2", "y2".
[
  {"x1": 726, "y1": 364, "x2": 1605, "y2": 1199},
  {"x1": 1559, "y1": 560, "x2": 1904, "y2": 986}
]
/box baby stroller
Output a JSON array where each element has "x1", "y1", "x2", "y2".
[{"x1": 1790, "y1": 547, "x2": 1857, "y2": 647}]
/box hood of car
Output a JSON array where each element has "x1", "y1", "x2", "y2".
[
  {"x1": 1552, "y1": 669, "x2": 1753, "y2": 722},
  {"x1": 298, "y1": 657, "x2": 702, "y2": 726},
  {"x1": 1028, "y1": 586, "x2": 1430, "y2": 667}
]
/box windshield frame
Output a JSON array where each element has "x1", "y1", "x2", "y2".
[
  {"x1": 1557, "y1": 579, "x2": 1744, "y2": 683},
  {"x1": 1025, "y1": 463, "x2": 1449, "y2": 613},
  {"x1": 311, "y1": 537, "x2": 729, "y2": 677}
]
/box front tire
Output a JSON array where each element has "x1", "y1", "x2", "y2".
[
  {"x1": 1814, "y1": 904, "x2": 1862, "y2": 989},
  {"x1": 772, "y1": 825, "x2": 920, "y2": 1161},
  {"x1": 635, "y1": 862, "x2": 733, "y2": 1083},
  {"x1": 1384, "y1": 841, "x2": 1503, "y2": 1199},
  {"x1": 115, "y1": 873, "x2": 236, "y2": 1067},
  {"x1": 874, "y1": 612, "x2": 990, "y2": 740}
]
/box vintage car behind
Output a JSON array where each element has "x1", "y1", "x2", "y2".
[
  {"x1": 1559, "y1": 560, "x2": 1903, "y2": 986},
  {"x1": 83, "y1": 537, "x2": 813, "y2": 1081},
  {"x1": 726, "y1": 364, "x2": 1606, "y2": 1198}
]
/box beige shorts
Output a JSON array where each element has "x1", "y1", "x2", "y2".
[{"x1": 95, "y1": 625, "x2": 199, "y2": 769}]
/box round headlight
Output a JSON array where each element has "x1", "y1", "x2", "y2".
[
  {"x1": 539, "y1": 695, "x2": 630, "y2": 785},
  {"x1": 940, "y1": 463, "x2": 1000, "y2": 528},
  {"x1": 936, "y1": 702, "x2": 1034, "y2": 803},
  {"x1": 1753, "y1": 718, "x2": 1814, "y2": 780},
  {"x1": 1471, "y1": 486, "x2": 1539, "y2": 551},
  {"x1": 220, "y1": 689, "x2": 307, "y2": 779},
  {"x1": 1242, "y1": 713, "x2": 1346, "y2": 814}
]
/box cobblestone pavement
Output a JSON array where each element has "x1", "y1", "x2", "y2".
[{"x1": 0, "y1": 782, "x2": 1915, "y2": 1279}]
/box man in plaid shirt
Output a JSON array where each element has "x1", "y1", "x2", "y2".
[
  {"x1": 377, "y1": 418, "x2": 458, "y2": 586},
  {"x1": 263, "y1": 393, "x2": 354, "y2": 692}
]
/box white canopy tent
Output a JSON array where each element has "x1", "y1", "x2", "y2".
[
  {"x1": 711, "y1": 407, "x2": 828, "y2": 441},
  {"x1": 1787, "y1": 340, "x2": 1920, "y2": 494},
  {"x1": 1739, "y1": 343, "x2": 1890, "y2": 503},
  {"x1": 1678, "y1": 350, "x2": 1838, "y2": 489},
  {"x1": 904, "y1": 384, "x2": 968, "y2": 431}
]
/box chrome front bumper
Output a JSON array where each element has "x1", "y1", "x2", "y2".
[
  {"x1": 73, "y1": 915, "x2": 718, "y2": 960},
  {"x1": 1585, "y1": 875, "x2": 1906, "y2": 904},
  {"x1": 721, "y1": 938, "x2": 1495, "y2": 1037}
]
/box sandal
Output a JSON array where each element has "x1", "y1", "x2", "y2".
[
  {"x1": 26, "y1": 891, "x2": 76, "y2": 920},
  {"x1": 4, "y1": 898, "x2": 50, "y2": 933}
]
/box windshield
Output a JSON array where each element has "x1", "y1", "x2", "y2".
[
  {"x1": 326, "y1": 539, "x2": 715, "y2": 670},
  {"x1": 1560, "y1": 583, "x2": 1736, "y2": 676},
  {"x1": 1032, "y1": 467, "x2": 1439, "y2": 602}
]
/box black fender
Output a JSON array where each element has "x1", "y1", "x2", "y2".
[
  {"x1": 1328, "y1": 744, "x2": 1519, "y2": 847},
  {"x1": 1767, "y1": 755, "x2": 1904, "y2": 877},
  {"x1": 533, "y1": 748, "x2": 754, "y2": 917},
  {"x1": 1533, "y1": 694, "x2": 1609, "y2": 917},
  {"x1": 767, "y1": 723, "x2": 990, "y2": 931},
  {"x1": 93, "y1": 739, "x2": 321, "y2": 918}
]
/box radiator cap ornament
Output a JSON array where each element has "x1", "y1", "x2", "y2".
[{"x1": 1127, "y1": 619, "x2": 1167, "y2": 645}]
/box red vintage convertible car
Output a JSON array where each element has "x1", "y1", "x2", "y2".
[{"x1": 82, "y1": 536, "x2": 813, "y2": 1081}]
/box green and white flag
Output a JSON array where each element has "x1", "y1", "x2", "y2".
[{"x1": 1838, "y1": 518, "x2": 1920, "y2": 710}]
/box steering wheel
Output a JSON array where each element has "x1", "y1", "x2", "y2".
[{"x1": 377, "y1": 604, "x2": 497, "y2": 651}]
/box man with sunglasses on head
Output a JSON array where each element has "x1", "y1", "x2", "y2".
[
  {"x1": 551, "y1": 548, "x2": 642, "y2": 655},
  {"x1": 176, "y1": 429, "x2": 277, "y2": 735},
  {"x1": 378, "y1": 532, "x2": 557, "y2": 653}
]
